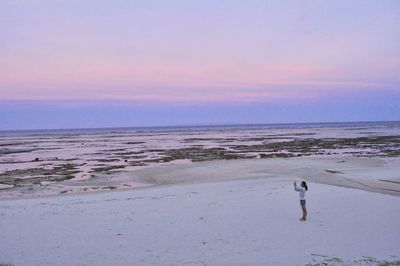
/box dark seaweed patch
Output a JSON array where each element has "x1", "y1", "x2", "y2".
[
  {"x1": 0, "y1": 164, "x2": 80, "y2": 188},
  {"x1": 89, "y1": 165, "x2": 126, "y2": 174}
]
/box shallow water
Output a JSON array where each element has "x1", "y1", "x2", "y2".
[{"x1": 1, "y1": 121, "x2": 399, "y2": 198}]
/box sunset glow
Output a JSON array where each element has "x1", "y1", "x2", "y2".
[{"x1": 1, "y1": 0, "x2": 399, "y2": 129}]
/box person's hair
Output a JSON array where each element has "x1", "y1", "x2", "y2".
[{"x1": 301, "y1": 181, "x2": 308, "y2": 191}]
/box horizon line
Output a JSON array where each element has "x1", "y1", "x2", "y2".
[{"x1": 1, "y1": 120, "x2": 399, "y2": 133}]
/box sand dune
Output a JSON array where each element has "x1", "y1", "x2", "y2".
[{"x1": 122, "y1": 157, "x2": 400, "y2": 197}]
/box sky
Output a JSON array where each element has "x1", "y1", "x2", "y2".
[{"x1": 1, "y1": 0, "x2": 399, "y2": 130}]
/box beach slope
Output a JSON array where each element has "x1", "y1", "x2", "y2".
[{"x1": 1, "y1": 177, "x2": 399, "y2": 265}]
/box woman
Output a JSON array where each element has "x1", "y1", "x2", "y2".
[{"x1": 294, "y1": 180, "x2": 308, "y2": 221}]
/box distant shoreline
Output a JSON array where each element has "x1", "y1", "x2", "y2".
[{"x1": 1, "y1": 120, "x2": 399, "y2": 135}]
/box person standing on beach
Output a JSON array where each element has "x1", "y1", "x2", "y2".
[{"x1": 294, "y1": 181, "x2": 308, "y2": 221}]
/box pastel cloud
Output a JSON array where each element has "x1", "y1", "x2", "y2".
[{"x1": 0, "y1": 0, "x2": 399, "y2": 104}]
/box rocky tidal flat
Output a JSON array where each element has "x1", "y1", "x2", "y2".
[{"x1": 1, "y1": 123, "x2": 399, "y2": 198}]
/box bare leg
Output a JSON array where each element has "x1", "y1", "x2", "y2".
[{"x1": 301, "y1": 205, "x2": 307, "y2": 221}]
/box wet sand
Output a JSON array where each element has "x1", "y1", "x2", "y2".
[{"x1": 1, "y1": 122, "x2": 400, "y2": 198}]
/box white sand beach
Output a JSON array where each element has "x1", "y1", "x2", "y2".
[{"x1": 1, "y1": 157, "x2": 400, "y2": 266}]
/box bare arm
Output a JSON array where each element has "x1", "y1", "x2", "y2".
[{"x1": 293, "y1": 181, "x2": 300, "y2": 191}]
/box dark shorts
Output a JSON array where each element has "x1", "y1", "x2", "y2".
[{"x1": 300, "y1": 199, "x2": 306, "y2": 206}]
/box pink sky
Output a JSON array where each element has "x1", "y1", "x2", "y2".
[{"x1": 1, "y1": 0, "x2": 399, "y2": 104}]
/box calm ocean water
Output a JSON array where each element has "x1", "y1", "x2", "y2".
[{"x1": 1, "y1": 121, "x2": 400, "y2": 136}]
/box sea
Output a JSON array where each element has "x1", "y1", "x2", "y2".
[
  {"x1": 1, "y1": 121, "x2": 399, "y2": 198},
  {"x1": 1, "y1": 121, "x2": 400, "y2": 136}
]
